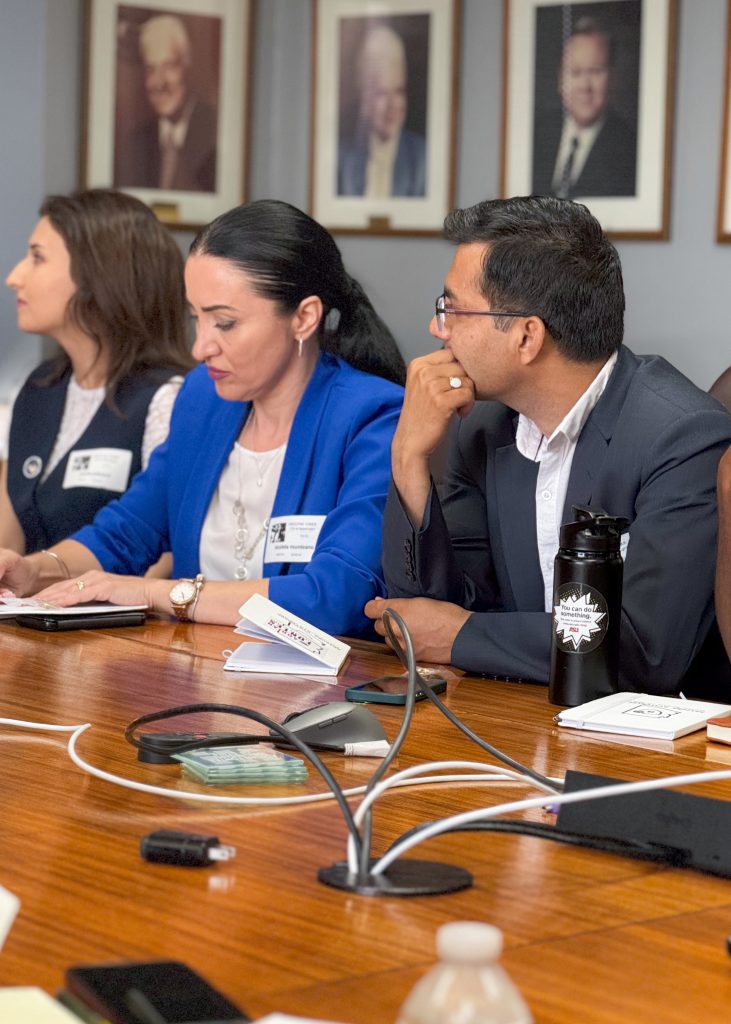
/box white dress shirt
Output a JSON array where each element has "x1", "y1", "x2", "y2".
[{"x1": 515, "y1": 351, "x2": 618, "y2": 611}]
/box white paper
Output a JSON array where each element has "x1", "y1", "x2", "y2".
[
  {"x1": 556, "y1": 692, "x2": 731, "y2": 740},
  {"x1": 0, "y1": 884, "x2": 19, "y2": 950},
  {"x1": 62, "y1": 447, "x2": 132, "y2": 492},
  {"x1": 227, "y1": 594, "x2": 350, "y2": 675},
  {"x1": 0, "y1": 988, "x2": 78, "y2": 1021},
  {"x1": 0, "y1": 598, "x2": 147, "y2": 618}
]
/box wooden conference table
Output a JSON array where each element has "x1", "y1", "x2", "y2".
[{"x1": 0, "y1": 616, "x2": 730, "y2": 1023}]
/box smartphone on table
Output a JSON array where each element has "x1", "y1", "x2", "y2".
[
  {"x1": 345, "y1": 672, "x2": 447, "y2": 705},
  {"x1": 65, "y1": 960, "x2": 250, "y2": 1023}
]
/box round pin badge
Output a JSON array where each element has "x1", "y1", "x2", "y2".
[{"x1": 22, "y1": 455, "x2": 43, "y2": 480}]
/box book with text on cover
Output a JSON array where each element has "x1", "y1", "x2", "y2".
[
  {"x1": 224, "y1": 594, "x2": 350, "y2": 676},
  {"x1": 555, "y1": 692, "x2": 731, "y2": 740}
]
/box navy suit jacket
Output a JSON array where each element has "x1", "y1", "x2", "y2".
[
  {"x1": 337, "y1": 128, "x2": 426, "y2": 197},
  {"x1": 383, "y1": 348, "x2": 731, "y2": 696},
  {"x1": 532, "y1": 109, "x2": 637, "y2": 198}
]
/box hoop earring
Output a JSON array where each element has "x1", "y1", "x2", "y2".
[{"x1": 297, "y1": 337, "x2": 304, "y2": 358}]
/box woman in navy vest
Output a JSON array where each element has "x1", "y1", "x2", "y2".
[
  {"x1": 1, "y1": 190, "x2": 193, "y2": 554},
  {"x1": 0, "y1": 201, "x2": 405, "y2": 637}
]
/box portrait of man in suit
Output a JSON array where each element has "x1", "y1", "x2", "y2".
[
  {"x1": 113, "y1": 9, "x2": 220, "y2": 193},
  {"x1": 337, "y1": 18, "x2": 428, "y2": 198},
  {"x1": 532, "y1": 4, "x2": 640, "y2": 199}
]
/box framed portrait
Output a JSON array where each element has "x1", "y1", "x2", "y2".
[
  {"x1": 311, "y1": 0, "x2": 460, "y2": 236},
  {"x1": 718, "y1": 1, "x2": 731, "y2": 241},
  {"x1": 81, "y1": 0, "x2": 252, "y2": 230},
  {"x1": 502, "y1": 0, "x2": 677, "y2": 239}
]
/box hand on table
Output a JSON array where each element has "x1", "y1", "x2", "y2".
[
  {"x1": 0, "y1": 549, "x2": 36, "y2": 597},
  {"x1": 364, "y1": 596, "x2": 470, "y2": 665},
  {"x1": 35, "y1": 571, "x2": 152, "y2": 609}
]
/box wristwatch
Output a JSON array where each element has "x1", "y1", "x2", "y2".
[{"x1": 169, "y1": 574, "x2": 205, "y2": 622}]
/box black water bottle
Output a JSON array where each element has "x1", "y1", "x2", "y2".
[{"x1": 548, "y1": 505, "x2": 630, "y2": 707}]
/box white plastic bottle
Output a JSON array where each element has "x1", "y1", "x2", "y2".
[{"x1": 396, "y1": 921, "x2": 534, "y2": 1024}]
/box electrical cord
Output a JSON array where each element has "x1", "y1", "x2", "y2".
[
  {"x1": 370, "y1": 766, "x2": 731, "y2": 875},
  {"x1": 124, "y1": 703, "x2": 362, "y2": 855},
  {"x1": 345, "y1": 759, "x2": 559, "y2": 873},
  {"x1": 380, "y1": 612, "x2": 561, "y2": 794},
  {"x1": 383, "y1": 817, "x2": 688, "y2": 866}
]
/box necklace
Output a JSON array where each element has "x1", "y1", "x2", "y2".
[{"x1": 233, "y1": 446, "x2": 275, "y2": 580}]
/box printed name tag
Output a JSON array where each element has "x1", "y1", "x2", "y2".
[
  {"x1": 62, "y1": 447, "x2": 133, "y2": 493},
  {"x1": 264, "y1": 515, "x2": 326, "y2": 563}
]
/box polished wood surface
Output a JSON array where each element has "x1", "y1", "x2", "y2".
[{"x1": 0, "y1": 616, "x2": 730, "y2": 1022}]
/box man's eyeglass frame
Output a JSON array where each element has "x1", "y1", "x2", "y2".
[{"x1": 435, "y1": 293, "x2": 536, "y2": 334}]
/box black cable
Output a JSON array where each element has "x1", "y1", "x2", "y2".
[
  {"x1": 124, "y1": 703, "x2": 361, "y2": 856},
  {"x1": 356, "y1": 608, "x2": 421, "y2": 876},
  {"x1": 384, "y1": 817, "x2": 688, "y2": 867},
  {"x1": 380, "y1": 614, "x2": 560, "y2": 794}
]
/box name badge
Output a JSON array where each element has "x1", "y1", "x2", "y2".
[
  {"x1": 264, "y1": 515, "x2": 326, "y2": 563},
  {"x1": 62, "y1": 447, "x2": 133, "y2": 493}
]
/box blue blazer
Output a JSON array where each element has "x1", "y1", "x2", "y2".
[{"x1": 75, "y1": 353, "x2": 403, "y2": 637}]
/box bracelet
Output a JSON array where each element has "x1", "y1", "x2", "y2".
[
  {"x1": 41, "y1": 549, "x2": 71, "y2": 580},
  {"x1": 190, "y1": 577, "x2": 205, "y2": 622}
]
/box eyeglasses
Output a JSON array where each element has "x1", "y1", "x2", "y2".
[{"x1": 435, "y1": 293, "x2": 535, "y2": 334}]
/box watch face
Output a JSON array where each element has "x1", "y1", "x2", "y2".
[{"x1": 170, "y1": 581, "x2": 195, "y2": 604}]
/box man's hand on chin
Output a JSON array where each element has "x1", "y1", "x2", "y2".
[{"x1": 364, "y1": 596, "x2": 471, "y2": 664}]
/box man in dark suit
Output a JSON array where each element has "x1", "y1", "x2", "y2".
[
  {"x1": 365, "y1": 196, "x2": 731, "y2": 697},
  {"x1": 114, "y1": 14, "x2": 217, "y2": 193},
  {"x1": 532, "y1": 17, "x2": 636, "y2": 198}
]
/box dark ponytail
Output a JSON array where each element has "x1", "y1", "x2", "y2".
[{"x1": 191, "y1": 200, "x2": 405, "y2": 385}]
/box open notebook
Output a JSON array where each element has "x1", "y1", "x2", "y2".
[{"x1": 224, "y1": 594, "x2": 350, "y2": 676}]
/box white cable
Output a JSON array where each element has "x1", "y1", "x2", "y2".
[
  {"x1": 372, "y1": 766, "x2": 731, "y2": 874},
  {"x1": 345, "y1": 760, "x2": 554, "y2": 872},
  {"x1": 0, "y1": 717, "x2": 87, "y2": 732}
]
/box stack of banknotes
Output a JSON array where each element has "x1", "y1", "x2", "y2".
[{"x1": 173, "y1": 745, "x2": 308, "y2": 785}]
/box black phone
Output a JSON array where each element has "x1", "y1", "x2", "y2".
[
  {"x1": 345, "y1": 674, "x2": 447, "y2": 705},
  {"x1": 65, "y1": 960, "x2": 249, "y2": 1024},
  {"x1": 15, "y1": 611, "x2": 146, "y2": 631}
]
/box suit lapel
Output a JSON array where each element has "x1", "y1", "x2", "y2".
[
  {"x1": 562, "y1": 346, "x2": 638, "y2": 522},
  {"x1": 264, "y1": 353, "x2": 337, "y2": 577}
]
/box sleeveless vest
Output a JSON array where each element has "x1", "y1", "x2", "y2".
[{"x1": 8, "y1": 361, "x2": 177, "y2": 553}]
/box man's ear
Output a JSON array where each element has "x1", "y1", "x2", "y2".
[
  {"x1": 291, "y1": 295, "x2": 324, "y2": 341},
  {"x1": 516, "y1": 315, "x2": 547, "y2": 366}
]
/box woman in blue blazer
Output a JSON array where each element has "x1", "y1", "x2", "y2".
[{"x1": 0, "y1": 201, "x2": 405, "y2": 637}]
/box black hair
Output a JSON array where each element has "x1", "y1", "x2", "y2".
[
  {"x1": 443, "y1": 195, "x2": 624, "y2": 362},
  {"x1": 190, "y1": 199, "x2": 405, "y2": 385}
]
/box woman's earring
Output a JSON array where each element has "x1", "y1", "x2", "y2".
[{"x1": 297, "y1": 337, "x2": 304, "y2": 358}]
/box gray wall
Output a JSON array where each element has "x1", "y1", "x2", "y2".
[{"x1": 1, "y1": 0, "x2": 730, "y2": 399}]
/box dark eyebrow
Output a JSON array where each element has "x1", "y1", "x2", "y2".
[
  {"x1": 442, "y1": 285, "x2": 455, "y2": 300},
  {"x1": 200, "y1": 304, "x2": 239, "y2": 314}
]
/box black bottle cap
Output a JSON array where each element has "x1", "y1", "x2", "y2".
[{"x1": 559, "y1": 505, "x2": 630, "y2": 554}]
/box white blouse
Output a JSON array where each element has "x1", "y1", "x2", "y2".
[
  {"x1": 33, "y1": 375, "x2": 183, "y2": 482},
  {"x1": 199, "y1": 442, "x2": 286, "y2": 581}
]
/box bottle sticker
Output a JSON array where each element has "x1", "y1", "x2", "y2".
[{"x1": 553, "y1": 583, "x2": 608, "y2": 653}]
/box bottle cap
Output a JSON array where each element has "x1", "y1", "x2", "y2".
[
  {"x1": 436, "y1": 921, "x2": 503, "y2": 963},
  {"x1": 559, "y1": 505, "x2": 630, "y2": 554}
]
